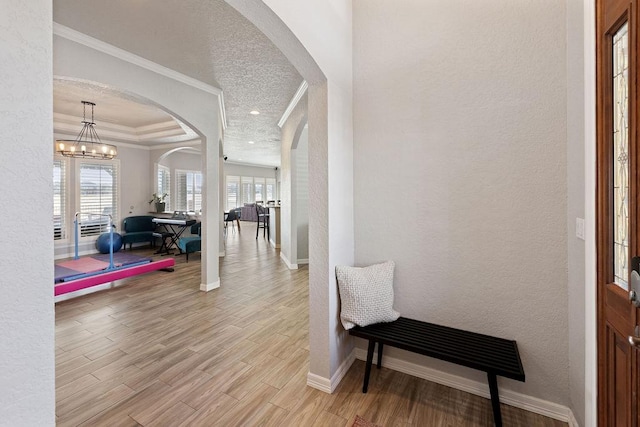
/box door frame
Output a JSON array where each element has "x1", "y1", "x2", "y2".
[{"x1": 594, "y1": 0, "x2": 639, "y2": 424}]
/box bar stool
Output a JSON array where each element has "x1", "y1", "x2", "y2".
[{"x1": 256, "y1": 204, "x2": 270, "y2": 240}]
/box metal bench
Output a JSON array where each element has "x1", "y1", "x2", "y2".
[{"x1": 349, "y1": 317, "x2": 525, "y2": 427}]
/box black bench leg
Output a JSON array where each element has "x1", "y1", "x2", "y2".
[
  {"x1": 487, "y1": 373, "x2": 502, "y2": 427},
  {"x1": 377, "y1": 342, "x2": 383, "y2": 369},
  {"x1": 363, "y1": 340, "x2": 376, "y2": 393}
]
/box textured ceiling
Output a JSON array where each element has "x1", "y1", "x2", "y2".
[{"x1": 53, "y1": 0, "x2": 302, "y2": 166}]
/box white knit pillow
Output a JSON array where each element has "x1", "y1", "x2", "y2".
[{"x1": 336, "y1": 261, "x2": 400, "y2": 330}]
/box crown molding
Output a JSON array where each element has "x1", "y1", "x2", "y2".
[
  {"x1": 278, "y1": 80, "x2": 308, "y2": 128},
  {"x1": 149, "y1": 139, "x2": 202, "y2": 151},
  {"x1": 224, "y1": 160, "x2": 278, "y2": 169},
  {"x1": 53, "y1": 22, "x2": 228, "y2": 130}
]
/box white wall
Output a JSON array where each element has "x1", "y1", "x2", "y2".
[
  {"x1": 296, "y1": 126, "x2": 309, "y2": 261},
  {"x1": 279, "y1": 94, "x2": 307, "y2": 269},
  {"x1": 0, "y1": 1, "x2": 55, "y2": 425},
  {"x1": 353, "y1": 0, "x2": 569, "y2": 406},
  {"x1": 120, "y1": 146, "x2": 154, "y2": 218},
  {"x1": 224, "y1": 162, "x2": 277, "y2": 180}
]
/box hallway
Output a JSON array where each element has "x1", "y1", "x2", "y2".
[{"x1": 55, "y1": 222, "x2": 565, "y2": 426}]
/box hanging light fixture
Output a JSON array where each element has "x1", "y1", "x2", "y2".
[{"x1": 55, "y1": 101, "x2": 117, "y2": 160}]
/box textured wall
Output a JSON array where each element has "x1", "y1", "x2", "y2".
[
  {"x1": 353, "y1": 0, "x2": 569, "y2": 404},
  {"x1": 566, "y1": 0, "x2": 586, "y2": 423},
  {"x1": 296, "y1": 127, "x2": 309, "y2": 261},
  {"x1": 0, "y1": 1, "x2": 55, "y2": 425}
]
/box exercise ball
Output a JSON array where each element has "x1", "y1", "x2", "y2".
[{"x1": 96, "y1": 232, "x2": 123, "y2": 254}]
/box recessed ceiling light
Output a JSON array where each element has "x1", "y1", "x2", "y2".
[
  {"x1": 250, "y1": 110, "x2": 260, "y2": 115},
  {"x1": 248, "y1": 141, "x2": 255, "y2": 144}
]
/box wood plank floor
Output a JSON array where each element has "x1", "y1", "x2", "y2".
[{"x1": 55, "y1": 222, "x2": 567, "y2": 426}]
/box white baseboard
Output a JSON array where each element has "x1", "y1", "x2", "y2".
[
  {"x1": 200, "y1": 279, "x2": 220, "y2": 292},
  {"x1": 307, "y1": 349, "x2": 356, "y2": 393},
  {"x1": 55, "y1": 247, "x2": 99, "y2": 260},
  {"x1": 280, "y1": 252, "x2": 298, "y2": 270},
  {"x1": 297, "y1": 258, "x2": 309, "y2": 265},
  {"x1": 219, "y1": 251, "x2": 225, "y2": 257},
  {"x1": 568, "y1": 409, "x2": 580, "y2": 427},
  {"x1": 354, "y1": 348, "x2": 571, "y2": 423},
  {"x1": 306, "y1": 372, "x2": 332, "y2": 393}
]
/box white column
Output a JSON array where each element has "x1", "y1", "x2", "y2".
[{"x1": 200, "y1": 134, "x2": 221, "y2": 291}]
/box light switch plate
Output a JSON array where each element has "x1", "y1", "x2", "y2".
[{"x1": 576, "y1": 217, "x2": 585, "y2": 240}]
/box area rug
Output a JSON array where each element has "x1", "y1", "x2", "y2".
[{"x1": 352, "y1": 415, "x2": 381, "y2": 427}]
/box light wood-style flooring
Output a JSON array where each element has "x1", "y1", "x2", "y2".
[{"x1": 55, "y1": 222, "x2": 567, "y2": 426}]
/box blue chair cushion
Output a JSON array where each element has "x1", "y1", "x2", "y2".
[{"x1": 178, "y1": 236, "x2": 201, "y2": 254}]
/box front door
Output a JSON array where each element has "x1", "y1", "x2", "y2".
[{"x1": 597, "y1": 0, "x2": 640, "y2": 424}]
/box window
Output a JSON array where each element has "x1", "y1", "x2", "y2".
[
  {"x1": 226, "y1": 175, "x2": 277, "y2": 209},
  {"x1": 226, "y1": 175, "x2": 240, "y2": 211},
  {"x1": 78, "y1": 161, "x2": 119, "y2": 238},
  {"x1": 176, "y1": 169, "x2": 202, "y2": 212},
  {"x1": 53, "y1": 159, "x2": 67, "y2": 240},
  {"x1": 241, "y1": 176, "x2": 254, "y2": 204},
  {"x1": 266, "y1": 178, "x2": 276, "y2": 201},
  {"x1": 157, "y1": 165, "x2": 170, "y2": 211},
  {"x1": 254, "y1": 178, "x2": 265, "y2": 202}
]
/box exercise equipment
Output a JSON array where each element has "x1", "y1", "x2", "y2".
[
  {"x1": 96, "y1": 231, "x2": 123, "y2": 254},
  {"x1": 54, "y1": 212, "x2": 174, "y2": 297}
]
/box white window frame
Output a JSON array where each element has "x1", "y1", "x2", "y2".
[{"x1": 75, "y1": 158, "x2": 120, "y2": 241}]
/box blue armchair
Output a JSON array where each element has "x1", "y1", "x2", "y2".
[{"x1": 178, "y1": 223, "x2": 201, "y2": 262}]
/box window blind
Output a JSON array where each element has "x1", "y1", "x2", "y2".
[
  {"x1": 241, "y1": 176, "x2": 254, "y2": 204},
  {"x1": 266, "y1": 178, "x2": 276, "y2": 201},
  {"x1": 175, "y1": 170, "x2": 202, "y2": 212},
  {"x1": 78, "y1": 161, "x2": 118, "y2": 238},
  {"x1": 53, "y1": 159, "x2": 66, "y2": 240},
  {"x1": 254, "y1": 178, "x2": 265, "y2": 202},
  {"x1": 226, "y1": 175, "x2": 240, "y2": 211},
  {"x1": 157, "y1": 165, "x2": 170, "y2": 211}
]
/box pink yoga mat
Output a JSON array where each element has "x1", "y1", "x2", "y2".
[{"x1": 56, "y1": 258, "x2": 110, "y2": 274}]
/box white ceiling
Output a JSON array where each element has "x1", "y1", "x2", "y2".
[{"x1": 53, "y1": 0, "x2": 303, "y2": 166}]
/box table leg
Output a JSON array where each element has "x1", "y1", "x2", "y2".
[
  {"x1": 363, "y1": 340, "x2": 375, "y2": 393},
  {"x1": 487, "y1": 373, "x2": 502, "y2": 427}
]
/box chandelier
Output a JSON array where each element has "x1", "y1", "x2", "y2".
[{"x1": 55, "y1": 101, "x2": 117, "y2": 160}]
